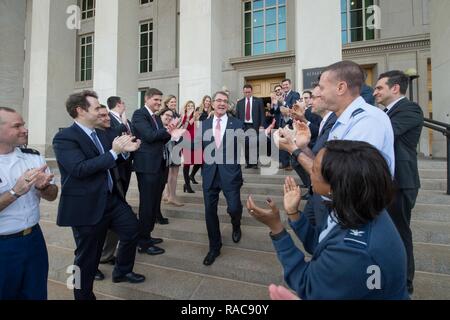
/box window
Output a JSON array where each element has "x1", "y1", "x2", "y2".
[
  {"x1": 80, "y1": 34, "x2": 94, "y2": 81},
  {"x1": 139, "y1": 21, "x2": 153, "y2": 73},
  {"x1": 81, "y1": 0, "x2": 95, "y2": 20},
  {"x1": 243, "y1": 0, "x2": 287, "y2": 56},
  {"x1": 138, "y1": 89, "x2": 148, "y2": 107},
  {"x1": 341, "y1": 0, "x2": 375, "y2": 44},
  {"x1": 140, "y1": 0, "x2": 153, "y2": 5}
]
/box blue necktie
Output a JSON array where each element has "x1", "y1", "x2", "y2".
[{"x1": 90, "y1": 131, "x2": 114, "y2": 193}]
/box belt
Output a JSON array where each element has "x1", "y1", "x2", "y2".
[{"x1": 0, "y1": 224, "x2": 38, "y2": 240}]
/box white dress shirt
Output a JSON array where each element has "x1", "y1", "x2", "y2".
[{"x1": 384, "y1": 96, "x2": 406, "y2": 113}]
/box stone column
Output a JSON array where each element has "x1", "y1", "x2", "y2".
[
  {"x1": 93, "y1": 0, "x2": 138, "y2": 109},
  {"x1": 295, "y1": 0, "x2": 342, "y2": 90},
  {"x1": 179, "y1": 0, "x2": 222, "y2": 105},
  {"x1": 0, "y1": 0, "x2": 26, "y2": 113},
  {"x1": 430, "y1": 0, "x2": 450, "y2": 158},
  {"x1": 26, "y1": 0, "x2": 77, "y2": 156}
]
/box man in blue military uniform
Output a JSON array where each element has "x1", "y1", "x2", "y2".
[{"x1": 0, "y1": 107, "x2": 58, "y2": 300}]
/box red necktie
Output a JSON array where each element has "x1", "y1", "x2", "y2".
[{"x1": 245, "y1": 98, "x2": 251, "y2": 121}]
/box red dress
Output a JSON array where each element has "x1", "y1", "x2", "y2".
[{"x1": 181, "y1": 113, "x2": 202, "y2": 165}]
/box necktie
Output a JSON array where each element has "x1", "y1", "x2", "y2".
[
  {"x1": 152, "y1": 114, "x2": 159, "y2": 129},
  {"x1": 215, "y1": 118, "x2": 222, "y2": 148},
  {"x1": 245, "y1": 98, "x2": 251, "y2": 122},
  {"x1": 383, "y1": 108, "x2": 388, "y2": 113},
  {"x1": 90, "y1": 131, "x2": 114, "y2": 193}
]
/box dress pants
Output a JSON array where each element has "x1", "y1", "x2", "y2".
[
  {"x1": 203, "y1": 170, "x2": 242, "y2": 252},
  {"x1": 243, "y1": 123, "x2": 259, "y2": 166},
  {"x1": 71, "y1": 192, "x2": 139, "y2": 300},
  {"x1": 387, "y1": 188, "x2": 418, "y2": 293},
  {"x1": 0, "y1": 225, "x2": 48, "y2": 300},
  {"x1": 136, "y1": 161, "x2": 166, "y2": 248},
  {"x1": 100, "y1": 230, "x2": 119, "y2": 263}
]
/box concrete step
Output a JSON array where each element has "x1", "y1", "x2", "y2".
[
  {"x1": 41, "y1": 220, "x2": 284, "y2": 286},
  {"x1": 418, "y1": 159, "x2": 447, "y2": 170},
  {"x1": 419, "y1": 169, "x2": 448, "y2": 180},
  {"x1": 412, "y1": 272, "x2": 450, "y2": 300}
]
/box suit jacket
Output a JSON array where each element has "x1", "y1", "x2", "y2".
[
  {"x1": 274, "y1": 210, "x2": 409, "y2": 300},
  {"x1": 236, "y1": 97, "x2": 265, "y2": 129},
  {"x1": 131, "y1": 107, "x2": 171, "y2": 174},
  {"x1": 199, "y1": 116, "x2": 244, "y2": 191},
  {"x1": 53, "y1": 123, "x2": 126, "y2": 227},
  {"x1": 109, "y1": 113, "x2": 133, "y2": 190},
  {"x1": 311, "y1": 113, "x2": 337, "y2": 155},
  {"x1": 387, "y1": 98, "x2": 424, "y2": 189},
  {"x1": 284, "y1": 90, "x2": 301, "y2": 108},
  {"x1": 305, "y1": 108, "x2": 322, "y2": 147}
]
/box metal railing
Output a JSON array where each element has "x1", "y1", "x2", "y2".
[{"x1": 423, "y1": 118, "x2": 450, "y2": 195}]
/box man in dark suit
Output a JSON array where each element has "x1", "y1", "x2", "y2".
[
  {"x1": 279, "y1": 79, "x2": 301, "y2": 169},
  {"x1": 236, "y1": 84, "x2": 265, "y2": 169},
  {"x1": 53, "y1": 91, "x2": 145, "y2": 300},
  {"x1": 131, "y1": 88, "x2": 184, "y2": 256},
  {"x1": 374, "y1": 70, "x2": 424, "y2": 295},
  {"x1": 107, "y1": 96, "x2": 133, "y2": 194},
  {"x1": 199, "y1": 91, "x2": 244, "y2": 266}
]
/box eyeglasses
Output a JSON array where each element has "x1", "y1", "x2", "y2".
[{"x1": 214, "y1": 99, "x2": 229, "y2": 104}]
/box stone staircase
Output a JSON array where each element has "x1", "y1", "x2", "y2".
[{"x1": 41, "y1": 159, "x2": 450, "y2": 300}]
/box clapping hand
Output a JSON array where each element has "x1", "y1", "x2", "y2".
[
  {"x1": 283, "y1": 176, "x2": 301, "y2": 217},
  {"x1": 293, "y1": 120, "x2": 311, "y2": 150},
  {"x1": 13, "y1": 165, "x2": 48, "y2": 196},
  {"x1": 247, "y1": 196, "x2": 284, "y2": 234},
  {"x1": 34, "y1": 167, "x2": 55, "y2": 190},
  {"x1": 269, "y1": 285, "x2": 300, "y2": 300},
  {"x1": 291, "y1": 101, "x2": 307, "y2": 123},
  {"x1": 113, "y1": 135, "x2": 141, "y2": 153},
  {"x1": 274, "y1": 127, "x2": 297, "y2": 154},
  {"x1": 280, "y1": 106, "x2": 291, "y2": 117}
]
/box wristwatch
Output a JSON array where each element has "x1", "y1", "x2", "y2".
[
  {"x1": 291, "y1": 148, "x2": 302, "y2": 159},
  {"x1": 9, "y1": 189, "x2": 21, "y2": 199}
]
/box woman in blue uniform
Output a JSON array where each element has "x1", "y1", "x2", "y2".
[{"x1": 247, "y1": 140, "x2": 409, "y2": 300}]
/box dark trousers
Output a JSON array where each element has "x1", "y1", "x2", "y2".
[
  {"x1": 387, "y1": 188, "x2": 418, "y2": 293},
  {"x1": 244, "y1": 123, "x2": 259, "y2": 166},
  {"x1": 136, "y1": 165, "x2": 165, "y2": 247},
  {"x1": 203, "y1": 170, "x2": 242, "y2": 252},
  {"x1": 0, "y1": 225, "x2": 48, "y2": 300},
  {"x1": 71, "y1": 193, "x2": 139, "y2": 300}
]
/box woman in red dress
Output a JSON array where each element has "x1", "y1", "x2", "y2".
[{"x1": 181, "y1": 100, "x2": 201, "y2": 193}]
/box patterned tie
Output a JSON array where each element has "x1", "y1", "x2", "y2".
[
  {"x1": 215, "y1": 118, "x2": 222, "y2": 148},
  {"x1": 90, "y1": 131, "x2": 114, "y2": 193},
  {"x1": 245, "y1": 98, "x2": 251, "y2": 122},
  {"x1": 152, "y1": 114, "x2": 159, "y2": 129}
]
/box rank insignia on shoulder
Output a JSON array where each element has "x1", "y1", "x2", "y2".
[
  {"x1": 344, "y1": 224, "x2": 370, "y2": 249},
  {"x1": 20, "y1": 148, "x2": 41, "y2": 155},
  {"x1": 351, "y1": 108, "x2": 365, "y2": 118}
]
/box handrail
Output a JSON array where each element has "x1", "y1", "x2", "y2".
[{"x1": 424, "y1": 117, "x2": 450, "y2": 195}]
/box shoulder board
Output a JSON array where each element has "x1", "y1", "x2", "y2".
[
  {"x1": 351, "y1": 108, "x2": 365, "y2": 118},
  {"x1": 20, "y1": 148, "x2": 40, "y2": 156},
  {"x1": 343, "y1": 223, "x2": 371, "y2": 249}
]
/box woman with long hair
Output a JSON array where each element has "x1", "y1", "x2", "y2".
[
  {"x1": 161, "y1": 96, "x2": 184, "y2": 208},
  {"x1": 247, "y1": 140, "x2": 409, "y2": 300}
]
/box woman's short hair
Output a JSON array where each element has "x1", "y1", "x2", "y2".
[
  {"x1": 321, "y1": 140, "x2": 394, "y2": 229},
  {"x1": 164, "y1": 95, "x2": 177, "y2": 108}
]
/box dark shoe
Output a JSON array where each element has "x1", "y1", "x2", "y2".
[
  {"x1": 95, "y1": 270, "x2": 105, "y2": 281},
  {"x1": 183, "y1": 184, "x2": 195, "y2": 193},
  {"x1": 245, "y1": 165, "x2": 253, "y2": 169},
  {"x1": 156, "y1": 217, "x2": 169, "y2": 225},
  {"x1": 149, "y1": 237, "x2": 163, "y2": 245},
  {"x1": 232, "y1": 226, "x2": 242, "y2": 243},
  {"x1": 138, "y1": 245, "x2": 165, "y2": 255},
  {"x1": 99, "y1": 257, "x2": 116, "y2": 265},
  {"x1": 189, "y1": 174, "x2": 199, "y2": 185},
  {"x1": 203, "y1": 250, "x2": 220, "y2": 266},
  {"x1": 112, "y1": 272, "x2": 146, "y2": 284}
]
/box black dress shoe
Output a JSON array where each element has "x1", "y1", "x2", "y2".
[
  {"x1": 112, "y1": 272, "x2": 146, "y2": 284},
  {"x1": 99, "y1": 257, "x2": 116, "y2": 265},
  {"x1": 149, "y1": 237, "x2": 163, "y2": 245},
  {"x1": 232, "y1": 226, "x2": 242, "y2": 243},
  {"x1": 95, "y1": 270, "x2": 105, "y2": 281},
  {"x1": 203, "y1": 251, "x2": 220, "y2": 266},
  {"x1": 157, "y1": 217, "x2": 169, "y2": 225},
  {"x1": 138, "y1": 245, "x2": 165, "y2": 255},
  {"x1": 183, "y1": 184, "x2": 195, "y2": 193}
]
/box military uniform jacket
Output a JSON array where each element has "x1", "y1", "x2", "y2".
[{"x1": 272, "y1": 210, "x2": 409, "y2": 300}]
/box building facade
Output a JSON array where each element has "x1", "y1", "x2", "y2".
[{"x1": 1, "y1": 0, "x2": 449, "y2": 157}]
